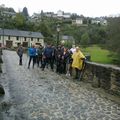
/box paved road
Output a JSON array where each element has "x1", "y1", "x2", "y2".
[{"x1": 0, "y1": 50, "x2": 120, "y2": 120}]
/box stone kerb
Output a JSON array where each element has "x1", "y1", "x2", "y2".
[
  {"x1": 0, "y1": 48, "x2": 3, "y2": 64},
  {"x1": 0, "y1": 48, "x2": 3, "y2": 73},
  {"x1": 0, "y1": 48, "x2": 4, "y2": 95},
  {"x1": 0, "y1": 84, "x2": 5, "y2": 95},
  {"x1": 82, "y1": 62, "x2": 120, "y2": 96}
]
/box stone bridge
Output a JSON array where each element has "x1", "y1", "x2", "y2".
[{"x1": 0, "y1": 50, "x2": 120, "y2": 120}]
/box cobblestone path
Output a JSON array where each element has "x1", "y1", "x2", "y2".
[{"x1": 0, "y1": 50, "x2": 120, "y2": 120}]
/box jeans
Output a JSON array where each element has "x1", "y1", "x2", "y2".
[{"x1": 28, "y1": 56, "x2": 36, "y2": 68}]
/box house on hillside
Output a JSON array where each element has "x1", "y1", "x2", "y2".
[
  {"x1": 91, "y1": 18, "x2": 107, "y2": 25},
  {"x1": 72, "y1": 18, "x2": 84, "y2": 26},
  {"x1": 0, "y1": 29, "x2": 44, "y2": 48},
  {"x1": 63, "y1": 13, "x2": 71, "y2": 19},
  {"x1": 57, "y1": 10, "x2": 64, "y2": 20},
  {"x1": 2, "y1": 11, "x2": 16, "y2": 18},
  {"x1": 30, "y1": 13, "x2": 41, "y2": 23},
  {"x1": 44, "y1": 12, "x2": 54, "y2": 18}
]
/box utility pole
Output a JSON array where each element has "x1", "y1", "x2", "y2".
[
  {"x1": 0, "y1": 9, "x2": 5, "y2": 47},
  {"x1": 28, "y1": 32, "x2": 32, "y2": 47},
  {"x1": 56, "y1": 24, "x2": 60, "y2": 47},
  {"x1": 2, "y1": 20, "x2": 4, "y2": 47}
]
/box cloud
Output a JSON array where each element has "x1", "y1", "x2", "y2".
[{"x1": 1, "y1": 0, "x2": 120, "y2": 17}]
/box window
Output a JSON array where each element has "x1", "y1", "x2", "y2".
[
  {"x1": 0, "y1": 36, "x2": 1, "y2": 40},
  {"x1": 37, "y1": 38, "x2": 39, "y2": 42},
  {"x1": 16, "y1": 36, "x2": 19, "y2": 40},
  {"x1": 31, "y1": 38, "x2": 33, "y2": 41},
  {"x1": 8, "y1": 36, "x2": 10, "y2": 40},
  {"x1": 24, "y1": 37, "x2": 26, "y2": 41}
]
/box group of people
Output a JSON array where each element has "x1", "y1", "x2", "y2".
[{"x1": 17, "y1": 43, "x2": 85, "y2": 79}]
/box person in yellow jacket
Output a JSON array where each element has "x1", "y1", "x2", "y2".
[{"x1": 72, "y1": 46, "x2": 85, "y2": 79}]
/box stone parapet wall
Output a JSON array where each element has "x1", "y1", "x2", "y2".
[
  {"x1": 82, "y1": 62, "x2": 120, "y2": 96},
  {"x1": 0, "y1": 48, "x2": 3, "y2": 73}
]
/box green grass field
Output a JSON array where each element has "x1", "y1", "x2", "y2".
[{"x1": 81, "y1": 45, "x2": 113, "y2": 64}]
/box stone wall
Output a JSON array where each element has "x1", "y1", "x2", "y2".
[
  {"x1": 82, "y1": 62, "x2": 120, "y2": 96},
  {"x1": 0, "y1": 48, "x2": 3, "y2": 73},
  {"x1": 0, "y1": 49, "x2": 4, "y2": 95}
]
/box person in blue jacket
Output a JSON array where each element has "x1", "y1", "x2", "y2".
[{"x1": 28, "y1": 44, "x2": 36, "y2": 69}]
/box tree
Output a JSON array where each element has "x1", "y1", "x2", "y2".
[
  {"x1": 14, "y1": 13, "x2": 26, "y2": 29},
  {"x1": 22, "y1": 7, "x2": 29, "y2": 18},
  {"x1": 8, "y1": 7, "x2": 15, "y2": 13},
  {"x1": 37, "y1": 21, "x2": 53, "y2": 43},
  {"x1": 71, "y1": 13, "x2": 79, "y2": 19},
  {"x1": 81, "y1": 32, "x2": 90, "y2": 46},
  {"x1": 107, "y1": 17, "x2": 120, "y2": 51},
  {"x1": 88, "y1": 25, "x2": 106, "y2": 44},
  {"x1": 107, "y1": 17, "x2": 120, "y2": 63}
]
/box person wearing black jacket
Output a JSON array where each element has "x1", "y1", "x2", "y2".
[
  {"x1": 42, "y1": 44, "x2": 54, "y2": 71},
  {"x1": 55, "y1": 45, "x2": 63, "y2": 73},
  {"x1": 17, "y1": 44, "x2": 24, "y2": 65}
]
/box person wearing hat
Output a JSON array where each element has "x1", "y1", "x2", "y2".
[{"x1": 72, "y1": 46, "x2": 85, "y2": 79}]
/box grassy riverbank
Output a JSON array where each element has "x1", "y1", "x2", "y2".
[{"x1": 82, "y1": 45, "x2": 113, "y2": 64}]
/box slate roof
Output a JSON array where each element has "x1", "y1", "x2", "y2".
[
  {"x1": 61, "y1": 35, "x2": 74, "y2": 41},
  {"x1": 0, "y1": 29, "x2": 44, "y2": 38}
]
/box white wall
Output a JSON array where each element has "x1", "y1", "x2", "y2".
[{"x1": 0, "y1": 35, "x2": 44, "y2": 47}]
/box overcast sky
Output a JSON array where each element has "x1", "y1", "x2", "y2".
[{"x1": 1, "y1": 0, "x2": 120, "y2": 17}]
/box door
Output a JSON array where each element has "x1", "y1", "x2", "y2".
[
  {"x1": 22, "y1": 42, "x2": 28, "y2": 47},
  {"x1": 6, "y1": 41, "x2": 13, "y2": 48}
]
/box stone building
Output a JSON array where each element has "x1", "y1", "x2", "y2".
[
  {"x1": 61, "y1": 35, "x2": 75, "y2": 45},
  {"x1": 72, "y1": 18, "x2": 84, "y2": 25},
  {"x1": 0, "y1": 29, "x2": 44, "y2": 48}
]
